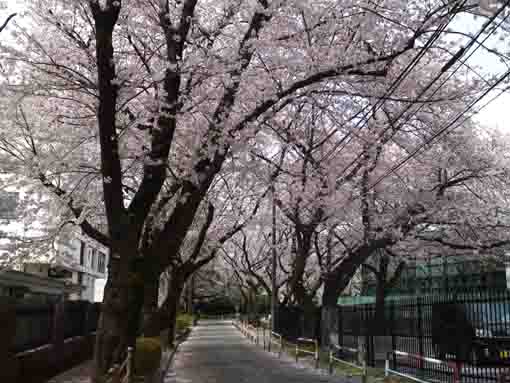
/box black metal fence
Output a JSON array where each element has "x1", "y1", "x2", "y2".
[
  {"x1": 275, "y1": 305, "x2": 321, "y2": 341},
  {"x1": 13, "y1": 300, "x2": 101, "y2": 353},
  {"x1": 339, "y1": 289, "x2": 510, "y2": 383},
  {"x1": 14, "y1": 301, "x2": 54, "y2": 352}
]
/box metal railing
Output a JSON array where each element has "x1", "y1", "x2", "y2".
[
  {"x1": 295, "y1": 337, "x2": 319, "y2": 369},
  {"x1": 385, "y1": 350, "x2": 461, "y2": 383},
  {"x1": 234, "y1": 320, "x2": 321, "y2": 370},
  {"x1": 107, "y1": 347, "x2": 133, "y2": 383},
  {"x1": 235, "y1": 319, "x2": 258, "y2": 344},
  {"x1": 328, "y1": 344, "x2": 367, "y2": 382},
  {"x1": 246, "y1": 323, "x2": 258, "y2": 344},
  {"x1": 266, "y1": 330, "x2": 283, "y2": 357}
]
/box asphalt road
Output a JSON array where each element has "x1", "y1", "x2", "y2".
[{"x1": 163, "y1": 320, "x2": 349, "y2": 383}]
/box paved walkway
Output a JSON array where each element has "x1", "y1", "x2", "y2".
[
  {"x1": 164, "y1": 320, "x2": 348, "y2": 383},
  {"x1": 46, "y1": 360, "x2": 92, "y2": 383}
]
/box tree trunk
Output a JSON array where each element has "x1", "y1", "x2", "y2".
[
  {"x1": 161, "y1": 275, "x2": 185, "y2": 346},
  {"x1": 290, "y1": 231, "x2": 313, "y2": 307},
  {"x1": 141, "y1": 268, "x2": 161, "y2": 337},
  {"x1": 374, "y1": 278, "x2": 387, "y2": 335},
  {"x1": 374, "y1": 254, "x2": 389, "y2": 335},
  {"x1": 187, "y1": 275, "x2": 194, "y2": 315},
  {"x1": 321, "y1": 304, "x2": 337, "y2": 348},
  {"x1": 93, "y1": 250, "x2": 142, "y2": 383},
  {"x1": 321, "y1": 282, "x2": 340, "y2": 351}
]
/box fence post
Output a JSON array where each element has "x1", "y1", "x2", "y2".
[
  {"x1": 449, "y1": 361, "x2": 461, "y2": 383},
  {"x1": 390, "y1": 300, "x2": 396, "y2": 370},
  {"x1": 385, "y1": 353, "x2": 390, "y2": 377},
  {"x1": 362, "y1": 358, "x2": 367, "y2": 383},
  {"x1": 417, "y1": 297, "x2": 424, "y2": 371},
  {"x1": 315, "y1": 339, "x2": 319, "y2": 369},
  {"x1": 126, "y1": 346, "x2": 133, "y2": 383},
  {"x1": 329, "y1": 345, "x2": 333, "y2": 375},
  {"x1": 295, "y1": 342, "x2": 299, "y2": 363},
  {"x1": 110, "y1": 364, "x2": 121, "y2": 383}
]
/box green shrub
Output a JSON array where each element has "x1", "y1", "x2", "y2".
[
  {"x1": 176, "y1": 313, "x2": 193, "y2": 332},
  {"x1": 134, "y1": 337, "x2": 162, "y2": 375}
]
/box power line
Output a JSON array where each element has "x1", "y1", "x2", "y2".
[
  {"x1": 318, "y1": 0, "x2": 469, "y2": 164},
  {"x1": 331, "y1": 0, "x2": 510, "y2": 186},
  {"x1": 369, "y1": 67, "x2": 510, "y2": 191}
]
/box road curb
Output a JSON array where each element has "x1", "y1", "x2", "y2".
[{"x1": 159, "y1": 327, "x2": 192, "y2": 383}]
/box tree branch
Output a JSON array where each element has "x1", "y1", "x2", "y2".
[
  {"x1": 90, "y1": 0, "x2": 125, "y2": 231},
  {"x1": 38, "y1": 173, "x2": 110, "y2": 246},
  {"x1": 188, "y1": 203, "x2": 215, "y2": 263},
  {"x1": 0, "y1": 13, "x2": 16, "y2": 34},
  {"x1": 387, "y1": 261, "x2": 406, "y2": 288}
]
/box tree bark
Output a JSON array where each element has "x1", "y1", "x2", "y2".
[
  {"x1": 374, "y1": 278, "x2": 387, "y2": 335},
  {"x1": 321, "y1": 304, "x2": 338, "y2": 348},
  {"x1": 374, "y1": 254, "x2": 389, "y2": 334},
  {"x1": 289, "y1": 230, "x2": 313, "y2": 307},
  {"x1": 93, "y1": 247, "x2": 142, "y2": 382},
  {"x1": 141, "y1": 267, "x2": 161, "y2": 337},
  {"x1": 159, "y1": 274, "x2": 185, "y2": 346}
]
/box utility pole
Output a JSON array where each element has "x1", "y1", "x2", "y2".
[{"x1": 271, "y1": 183, "x2": 277, "y2": 332}]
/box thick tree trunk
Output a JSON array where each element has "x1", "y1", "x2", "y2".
[
  {"x1": 141, "y1": 269, "x2": 161, "y2": 337},
  {"x1": 321, "y1": 305, "x2": 337, "y2": 348},
  {"x1": 374, "y1": 255, "x2": 389, "y2": 335},
  {"x1": 166, "y1": 286, "x2": 184, "y2": 346},
  {"x1": 374, "y1": 279, "x2": 387, "y2": 335},
  {"x1": 289, "y1": 232, "x2": 313, "y2": 307},
  {"x1": 161, "y1": 275, "x2": 185, "y2": 346},
  {"x1": 321, "y1": 282, "x2": 340, "y2": 350},
  {"x1": 186, "y1": 277, "x2": 193, "y2": 315},
  {"x1": 93, "y1": 250, "x2": 143, "y2": 383}
]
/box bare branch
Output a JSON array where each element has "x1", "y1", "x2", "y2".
[{"x1": 0, "y1": 13, "x2": 16, "y2": 34}]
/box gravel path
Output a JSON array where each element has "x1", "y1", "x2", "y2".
[{"x1": 163, "y1": 320, "x2": 349, "y2": 383}]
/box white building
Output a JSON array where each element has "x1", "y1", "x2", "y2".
[
  {"x1": 0, "y1": 187, "x2": 109, "y2": 302},
  {"x1": 23, "y1": 230, "x2": 109, "y2": 302}
]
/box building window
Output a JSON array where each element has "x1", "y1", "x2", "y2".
[
  {"x1": 98, "y1": 253, "x2": 106, "y2": 274},
  {"x1": 87, "y1": 248, "x2": 93, "y2": 268},
  {"x1": 91, "y1": 249, "x2": 97, "y2": 271},
  {"x1": 80, "y1": 241, "x2": 85, "y2": 266}
]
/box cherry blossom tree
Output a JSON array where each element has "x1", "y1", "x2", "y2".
[
  {"x1": 152, "y1": 166, "x2": 270, "y2": 344},
  {"x1": 2, "y1": 0, "x2": 508, "y2": 379}
]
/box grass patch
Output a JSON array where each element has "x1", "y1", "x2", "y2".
[
  {"x1": 159, "y1": 313, "x2": 194, "y2": 350},
  {"x1": 176, "y1": 313, "x2": 194, "y2": 332},
  {"x1": 379, "y1": 375, "x2": 420, "y2": 383}
]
